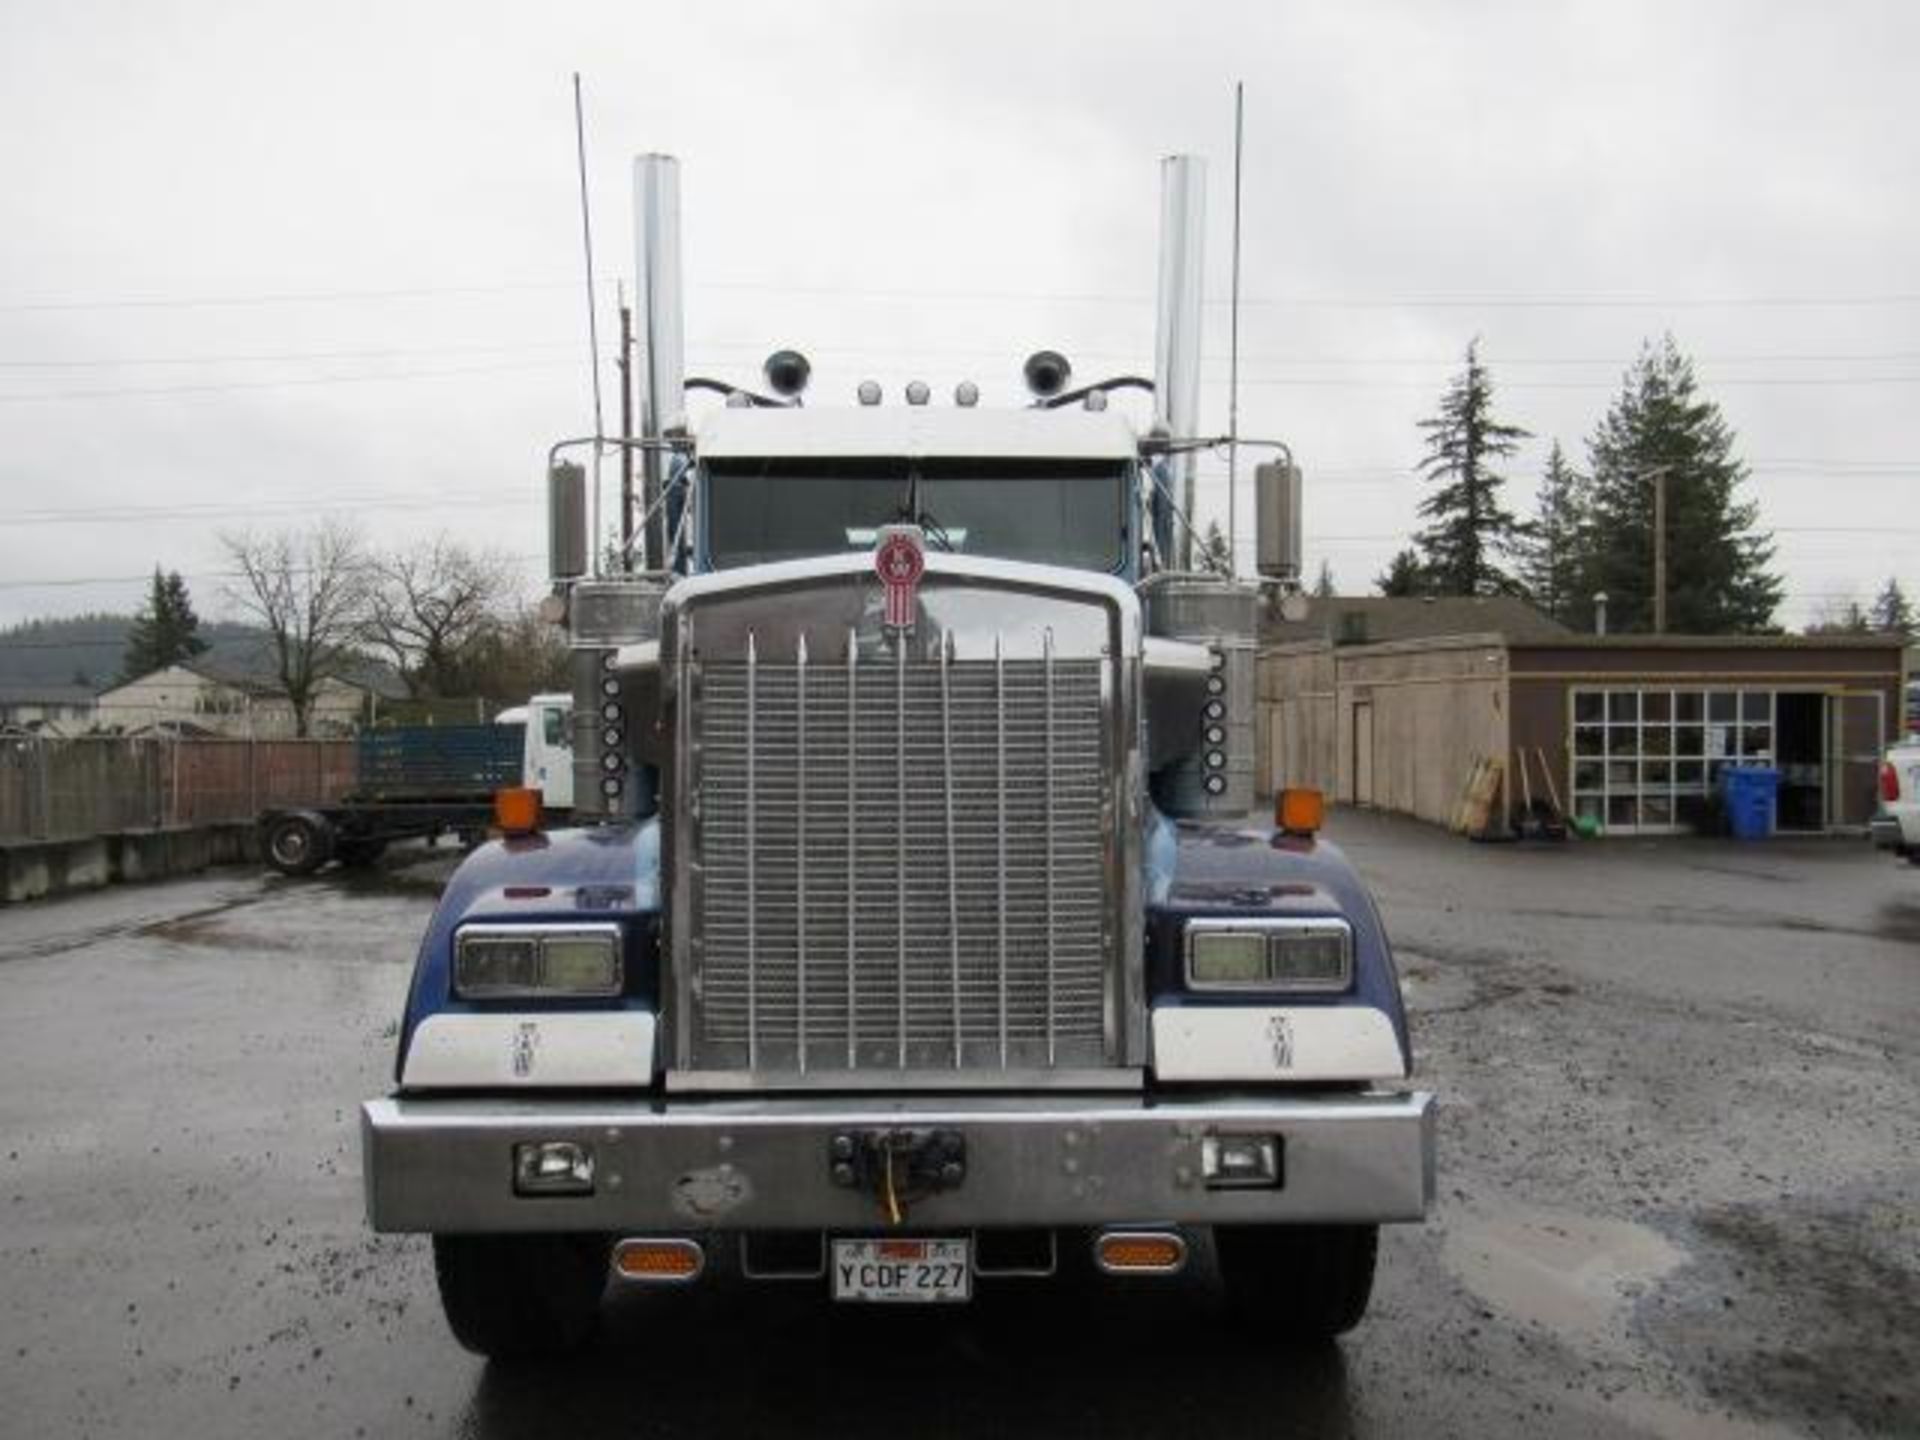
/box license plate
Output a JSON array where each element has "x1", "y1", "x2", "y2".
[{"x1": 830, "y1": 1238, "x2": 972, "y2": 1303}]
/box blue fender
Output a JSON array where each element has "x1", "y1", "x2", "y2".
[
  {"x1": 394, "y1": 819, "x2": 662, "y2": 1081},
  {"x1": 1143, "y1": 808, "x2": 1412, "y2": 1073}
]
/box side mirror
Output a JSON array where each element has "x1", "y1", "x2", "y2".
[
  {"x1": 548, "y1": 461, "x2": 588, "y2": 582},
  {"x1": 1255, "y1": 461, "x2": 1302, "y2": 583}
]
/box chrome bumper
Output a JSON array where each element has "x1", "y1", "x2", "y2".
[{"x1": 362, "y1": 1091, "x2": 1435, "y2": 1234}]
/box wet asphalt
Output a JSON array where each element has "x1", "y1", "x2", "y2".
[{"x1": 0, "y1": 815, "x2": 1915, "y2": 1439}]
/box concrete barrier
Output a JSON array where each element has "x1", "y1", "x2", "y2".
[
  {"x1": 0, "y1": 822, "x2": 259, "y2": 905},
  {"x1": 0, "y1": 835, "x2": 113, "y2": 904}
]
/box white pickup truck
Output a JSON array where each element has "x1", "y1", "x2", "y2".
[{"x1": 1871, "y1": 737, "x2": 1920, "y2": 863}]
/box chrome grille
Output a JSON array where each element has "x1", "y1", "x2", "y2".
[{"x1": 690, "y1": 630, "x2": 1111, "y2": 1073}]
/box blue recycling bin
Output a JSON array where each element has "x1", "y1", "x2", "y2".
[{"x1": 1719, "y1": 766, "x2": 1780, "y2": 840}]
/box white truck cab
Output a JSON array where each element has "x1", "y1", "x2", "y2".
[{"x1": 494, "y1": 693, "x2": 574, "y2": 811}]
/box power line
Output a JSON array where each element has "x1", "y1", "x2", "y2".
[
  {"x1": 0, "y1": 358, "x2": 580, "y2": 404},
  {"x1": 9, "y1": 352, "x2": 1920, "y2": 404},
  {"x1": 11, "y1": 339, "x2": 1920, "y2": 373},
  {"x1": 0, "y1": 457, "x2": 1912, "y2": 530},
  {"x1": 8, "y1": 275, "x2": 1920, "y2": 315},
  {"x1": 1234, "y1": 374, "x2": 1920, "y2": 391},
  {"x1": 688, "y1": 279, "x2": 1920, "y2": 312},
  {"x1": 0, "y1": 491, "x2": 540, "y2": 526},
  {"x1": 0, "y1": 280, "x2": 601, "y2": 314},
  {"x1": 0, "y1": 340, "x2": 580, "y2": 370}
]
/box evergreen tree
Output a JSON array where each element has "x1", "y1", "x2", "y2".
[
  {"x1": 120, "y1": 568, "x2": 209, "y2": 680},
  {"x1": 1513, "y1": 441, "x2": 1588, "y2": 624},
  {"x1": 1584, "y1": 337, "x2": 1782, "y2": 634},
  {"x1": 1312, "y1": 559, "x2": 1337, "y2": 598},
  {"x1": 1871, "y1": 577, "x2": 1915, "y2": 638},
  {"x1": 1412, "y1": 341, "x2": 1529, "y2": 595},
  {"x1": 1375, "y1": 548, "x2": 1429, "y2": 597}
]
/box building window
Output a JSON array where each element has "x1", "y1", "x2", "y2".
[{"x1": 1570, "y1": 687, "x2": 1776, "y2": 835}]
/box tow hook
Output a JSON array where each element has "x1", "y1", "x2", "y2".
[{"x1": 827, "y1": 1128, "x2": 967, "y2": 1225}]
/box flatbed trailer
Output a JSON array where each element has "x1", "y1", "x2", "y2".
[{"x1": 260, "y1": 718, "x2": 568, "y2": 875}]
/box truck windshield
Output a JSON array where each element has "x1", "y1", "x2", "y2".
[{"x1": 704, "y1": 458, "x2": 1129, "y2": 573}]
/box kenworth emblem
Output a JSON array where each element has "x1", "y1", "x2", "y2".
[
  {"x1": 512, "y1": 1021, "x2": 539, "y2": 1078},
  {"x1": 1266, "y1": 1014, "x2": 1295, "y2": 1071},
  {"x1": 874, "y1": 525, "x2": 926, "y2": 633}
]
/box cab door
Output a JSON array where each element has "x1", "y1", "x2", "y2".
[{"x1": 526, "y1": 699, "x2": 575, "y2": 811}]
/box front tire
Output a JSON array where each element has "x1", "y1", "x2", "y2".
[
  {"x1": 1215, "y1": 1223, "x2": 1378, "y2": 1340},
  {"x1": 432, "y1": 1234, "x2": 609, "y2": 1360}
]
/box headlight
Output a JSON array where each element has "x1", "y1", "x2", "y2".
[
  {"x1": 1186, "y1": 918, "x2": 1352, "y2": 992},
  {"x1": 454, "y1": 924, "x2": 623, "y2": 998}
]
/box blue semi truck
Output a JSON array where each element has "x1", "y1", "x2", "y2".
[{"x1": 359, "y1": 152, "x2": 1433, "y2": 1356}]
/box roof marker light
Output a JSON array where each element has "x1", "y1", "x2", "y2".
[
  {"x1": 954, "y1": 381, "x2": 980, "y2": 408},
  {"x1": 1023, "y1": 350, "x2": 1071, "y2": 398},
  {"x1": 763, "y1": 349, "x2": 811, "y2": 397},
  {"x1": 857, "y1": 380, "x2": 882, "y2": 406},
  {"x1": 905, "y1": 380, "x2": 931, "y2": 406}
]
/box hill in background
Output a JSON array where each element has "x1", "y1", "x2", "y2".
[{"x1": 0, "y1": 614, "x2": 275, "y2": 692}]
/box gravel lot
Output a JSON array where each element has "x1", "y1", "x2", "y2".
[{"x1": 0, "y1": 815, "x2": 1914, "y2": 1439}]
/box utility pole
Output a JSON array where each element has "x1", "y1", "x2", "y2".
[
  {"x1": 1652, "y1": 469, "x2": 1667, "y2": 634},
  {"x1": 1644, "y1": 465, "x2": 1675, "y2": 634},
  {"x1": 618, "y1": 281, "x2": 635, "y2": 569}
]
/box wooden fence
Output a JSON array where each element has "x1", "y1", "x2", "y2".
[{"x1": 0, "y1": 736, "x2": 356, "y2": 842}]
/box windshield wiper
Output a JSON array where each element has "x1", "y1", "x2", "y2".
[
  {"x1": 888, "y1": 461, "x2": 953, "y2": 550},
  {"x1": 916, "y1": 507, "x2": 956, "y2": 552}
]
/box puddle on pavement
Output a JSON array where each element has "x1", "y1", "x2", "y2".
[{"x1": 1442, "y1": 1198, "x2": 1685, "y2": 1347}]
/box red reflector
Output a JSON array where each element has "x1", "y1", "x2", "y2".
[{"x1": 503, "y1": 885, "x2": 552, "y2": 899}]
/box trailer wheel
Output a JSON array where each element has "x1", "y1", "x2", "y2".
[
  {"x1": 1214, "y1": 1223, "x2": 1378, "y2": 1340},
  {"x1": 263, "y1": 813, "x2": 332, "y2": 876},
  {"x1": 432, "y1": 1234, "x2": 608, "y2": 1361}
]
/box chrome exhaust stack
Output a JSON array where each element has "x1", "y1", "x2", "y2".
[
  {"x1": 1153, "y1": 154, "x2": 1207, "y2": 572},
  {"x1": 633, "y1": 153, "x2": 685, "y2": 573}
]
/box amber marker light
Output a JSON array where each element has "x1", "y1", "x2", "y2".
[
  {"x1": 1093, "y1": 1231, "x2": 1188, "y2": 1274},
  {"x1": 493, "y1": 786, "x2": 543, "y2": 836},
  {"x1": 611, "y1": 1238, "x2": 706, "y2": 1282},
  {"x1": 1277, "y1": 787, "x2": 1325, "y2": 836}
]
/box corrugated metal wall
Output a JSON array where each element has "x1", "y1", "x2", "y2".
[{"x1": 1258, "y1": 635, "x2": 1509, "y2": 826}]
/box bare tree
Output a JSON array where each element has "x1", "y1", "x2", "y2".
[
  {"x1": 456, "y1": 601, "x2": 570, "y2": 702},
  {"x1": 362, "y1": 537, "x2": 510, "y2": 698},
  {"x1": 220, "y1": 520, "x2": 372, "y2": 737}
]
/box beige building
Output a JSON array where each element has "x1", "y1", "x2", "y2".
[
  {"x1": 94, "y1": 662, "x2": 379, "y2": 739},
  {"x1": 0, "y1": 684, "x2": 98, "y2": 735},
  {"x1": 1259, "y1": 598, "x2": 1906, "y2": 837}
]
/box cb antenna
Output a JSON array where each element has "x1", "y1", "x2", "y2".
[
  {"x1": 1226, "y1": 79, "x2": 1245, "y2": 577},
  {"x1": 572, "y1": 72, "x2": 606, "y2": 569}
]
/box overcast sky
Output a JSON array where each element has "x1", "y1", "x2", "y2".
[{"x1": 3, "y1": 0, "x2": 1916, "y2": 644}]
